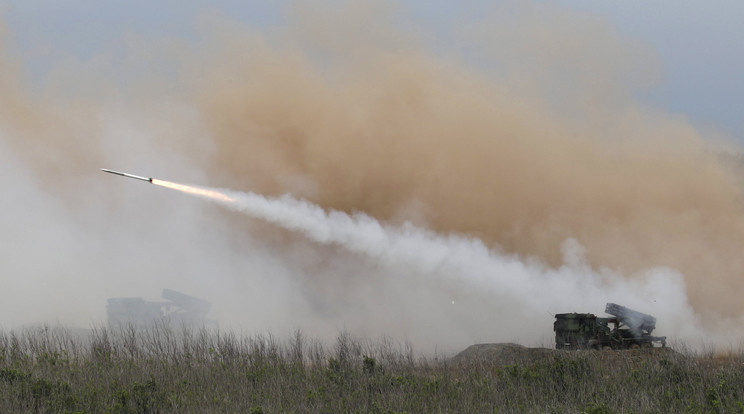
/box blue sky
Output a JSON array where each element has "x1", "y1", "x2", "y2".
[
  {"x1": 3, "y1": 0, "x2": 743, "y2": 141},
  {"x1": 550, "y1": 0, "x2": 744, "y2": 142}
]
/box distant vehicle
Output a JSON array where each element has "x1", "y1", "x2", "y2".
[
  {"x1": 554, "y1": 303, "x2": 666, "y2": 350},
  {"x1": 107, "y1": 288, "x2": 215, "y2": 329}
]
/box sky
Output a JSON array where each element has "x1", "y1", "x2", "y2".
[
  {"x1": 2, "y1": 1, "x2": 744, "y2": 352},
  {"x1": 551, "y1": 0, "x2": 744, "y2": 142},
  {"x1": 4, "y1": 1, "x2": 743, "y2": 141}
]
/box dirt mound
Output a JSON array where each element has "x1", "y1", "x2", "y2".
[{"x1": 452, "y1": 343, "x2": 557, "y2": 365}]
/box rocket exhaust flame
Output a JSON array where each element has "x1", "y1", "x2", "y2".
[{"x1": 151, "y1": 179, "x2": 236, "y2": 203}]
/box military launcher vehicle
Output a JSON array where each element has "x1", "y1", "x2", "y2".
[
  {"x1": 107, "y1": 288, "x2": 214, "y2": 329},
  {"x1": 554, "y1": 303, "x2": 666, "y2": 350}
]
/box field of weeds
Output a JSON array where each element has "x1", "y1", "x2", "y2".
[{"x1": 0, "y1": 324, "x2": 742, "y2": 413}]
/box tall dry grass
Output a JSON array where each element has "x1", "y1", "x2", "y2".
[{"x1": 0, "y1": 323, "x2": 742, "y2": 413}]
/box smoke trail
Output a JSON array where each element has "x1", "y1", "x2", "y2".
[{"x1": 154, "y1": 180, "x2": 704, "y2": 344}]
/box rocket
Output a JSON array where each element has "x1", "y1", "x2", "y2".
[
  {"x1": 100, "y1": 168, "x2": 236, "y2": 203},
  {"x1": 100, "y1": 168, "x2": 153, "y2": 183}
]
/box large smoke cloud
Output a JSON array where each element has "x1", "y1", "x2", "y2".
[
  {"x1": 186, "y1": 4, "x2": 744, "y2": 316},
  {"x1": 1, "y1": 2, "x2": 743, "y2": 350}
]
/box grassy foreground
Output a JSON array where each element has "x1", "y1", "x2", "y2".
[{"x1": 0, "y1": 325, "x2": 742, "y2": 413}]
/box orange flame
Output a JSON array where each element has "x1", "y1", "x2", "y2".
[{"x1": 152, "y1": 179, "x2": 235, "y2": 203}]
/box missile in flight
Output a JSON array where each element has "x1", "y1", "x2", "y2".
[
  {"x1": 100, "y1": 168, "x2": 236, "y2": 203},
  {"x1": 100, "y1": 168, "x2": 153, "y2": 183}
]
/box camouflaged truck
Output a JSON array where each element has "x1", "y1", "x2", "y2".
[{"x1": 554, "y1": 303, "x2": 666, "y2": 350}]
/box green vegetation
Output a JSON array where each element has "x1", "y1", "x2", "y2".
[{"x1": 0, "y1": 324, "x2": 742, "y2": 413}]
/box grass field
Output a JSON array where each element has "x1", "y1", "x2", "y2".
[{"x1": 0, "y1": 324, "x2": 742, "y2": 413}]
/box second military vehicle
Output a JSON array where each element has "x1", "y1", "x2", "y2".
[{"x1": 107, "y1": 288, "x2": 214, "y2": 329}]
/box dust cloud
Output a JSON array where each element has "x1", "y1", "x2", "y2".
[{"x1": 1, "y1": 1, "x2": 743, "y2": 351}]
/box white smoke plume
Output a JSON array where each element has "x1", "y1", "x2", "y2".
[{"x1": 158, "y1": 182, "x2": 707, "y2": 350}]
